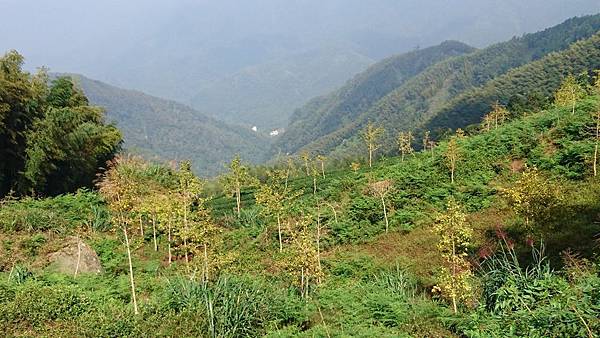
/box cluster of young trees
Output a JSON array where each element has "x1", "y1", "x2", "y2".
[
  {"x1": 430, "y1": 73, "x2": 600, "y2": 312},
  {"x1": 98, "y1": 157, "x2": 221, "y2": 313},
  {"x1": 250, "y1": 159, "x2": 326, "y2": 297},
  {"x1": 88, "y1": 67, "x2": 600, "y2": 315},
  {"x1": 0, "y1": 51, "x2": 121, "y2": 197}
]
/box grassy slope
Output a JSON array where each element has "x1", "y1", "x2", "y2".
[{"x1": 1, "y1": 97, "x2": 600, "y2": 336}]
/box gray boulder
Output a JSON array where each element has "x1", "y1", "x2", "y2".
[{"x1": 47, "y1": 236, "x2": 103, "y2": 275}]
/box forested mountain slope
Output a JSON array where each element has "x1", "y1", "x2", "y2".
[
  {"x1": 424, "y1": 32, "x2": 600, "y2": 136},
  {"x1": 287, "y1": 14, "x2": 600, "y2": 158},
  {"x1": 274, "y1": 41, "x2": 475, "y2": 154},
  {"x1": 67, "y1": 74, "x2": 269, "y2": 176}
]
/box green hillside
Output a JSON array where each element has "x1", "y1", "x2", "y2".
[
  {"x1": 424, "y1": 32, "x2": 600, "y2": 136},
  {"x1": 1, "y1": 74, "x2": 600, "y2": 336},
  {"x1": 284, "y1": 14, "x2": 600, "y2": 158},
  {"x1": 275, "y1": 41, "x2": 475, "y2": 155},
  {"x1": 69, "y1": 74, "x2": 270, "y2": 176}
]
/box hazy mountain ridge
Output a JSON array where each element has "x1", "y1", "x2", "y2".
[
  {"x1": 63, "y1": 74, "x2": 269, "y2": 176},
  {"x1": 190, "y1": 45, "x2": 374, "y2": 130},
  {"x1": 287, "y1": 14, "x2": 600, "y2": 158},
  {"x1": 5, "y1": 0, "x2": 599, "y2": 129},
  {"x1": 274, "y1": 40, "x2": 476, "y2": 154}
]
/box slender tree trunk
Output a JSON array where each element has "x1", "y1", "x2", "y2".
[
  {"x1": 152, "y1": 214, "x2": 158, "y2": 252},
  {"x1": 381, "y1": 195, "x2": 389, "y2": 232},
  {"x1": 167, "y1": 218, "x2": 172, "y2": 265},
  {"x1": 277, "y1": 214, "x2": 283, "y2": 252},
  {"x1": 301, "y1": 267, "x2": 305, "y2": 298},
  {"x1": 184, "y1": 238, "x2": 189, "y2": 265},
  {"x1": 124, "y1": 225, "x2": 139, "y2": 315},
  {"x1": 183, "y1": 201, "x2": 189, "y2": 265},
  {"x1": 313, "y1": 177, "x2": 317, "y2": 195},
  {"x1": 368, "y1": 144, "x2": 373, "y2": 168},
  {"x1": 451, "y1": 161, "x2": 455, "y2": 184},
  {"x1": 74, "y1": 240, "x2": 82, "y2": 277},
  {"x1": 138, "y1": 214, "x2": 144, "y2": 237},
  {"x1": 203, "y1": 243, "x2": 209, "y2": 282},
  {"x1": 236, "y1": 186, "x2": 241, "y2": 217},
  {"x1": 327, "y1": 203, "x2": 338, "y2": 223},
  {"x1": 594, "y1": 123, "x2": 599, "y2": 177},
  {"x1": 316, "y1": 210, "x2": 321, "y2": 284},
  {"x1": 285, "y1": 171, "x2": 289, "y2": 190},
  {"x1": 306, "y1": 275, "x2": 310, "y2": 298},
  {"x1": 594, "y1": 141, "x2": 598, "y2": 177},
  {"x1": 451, "y1": 238, "x2": 457, "y2": 314},
  {"x1": 321, "y1": 162, "x2": 325, "y2": 178}
]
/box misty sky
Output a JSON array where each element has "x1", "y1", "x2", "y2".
[{"x1": 1, "y1": 0, "x2": 599, "y2": 102}]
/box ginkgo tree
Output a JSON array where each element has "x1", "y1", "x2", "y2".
[
  {"x1": 591, "y1": 72, "x2": 600, "y2": 176},
  {"x1": 432, "y1": 197, "x2": 473, "y2": 314},
  {"x1": 482, "y1": 101, "x2": 510, "y2": 131},
  {"x1": 98, "y1": 156, "x2": 141, "y2": 315},
  {"x1": 255, "y1": 169, "x2": 302, "y2": 252},
  {"x1": 316, "y1": 155, "x2": 327, "y2": 178},
  {"x1": 361, "y1": 121, "x2": 384, "y2": 168},
  {"x1": 367, "y1": 179, "x2": 394, "y2": 232},
  {"x1": 554, "y1": 74, "x2": 585, "y2": 115},
  {"x1": 444, "y1": 134, "x2": 462, "y2": 184},
  {"x1": 397, "y1": 131, "x2": 414, "y2": 162},
  {"x1": 220, "y1": 155, "x2": 258, "y2": 217},
  {"x1": 284, "y1": 215, "x2": 323, "y2": 299},
  {"x1": 422, "y1": 130, "x2": 436, "y2": 159},
  {"x1": 501, "y1": 166, "x2": 561, "y2": 229},
  {"x1": 176, "y1": 160, "x2": 204, "y2": 265},
  {"x1": 186, "y1": 196, "x2": 221, "y2": 282},
  {"x1": 155, "y1": 191, "x2": 178, "y2": 265}
]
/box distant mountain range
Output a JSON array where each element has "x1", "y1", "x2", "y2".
[
  {"x1": 7, "y1": 1, "x2": 598, "y2": 134},
  {"x1": 62, "y1": 74, "x2": 269, "y2": 176},
  {"x1": 276, "y1": 14, "x2": 600, "y2": 160},
  {"x1": 273, "y1": 40, "x2": 476, "y2": 155},
  {"x1": 46, "y1": 12, "x2": 600, "y2": 176}
]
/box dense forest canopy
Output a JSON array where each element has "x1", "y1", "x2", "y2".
[{"x1": 0, "y1": 51, "x2": 121, "y2": 197}]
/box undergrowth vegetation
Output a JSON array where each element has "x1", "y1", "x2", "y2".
[{"x1": 1, "y1": 84, "x2": 600, "y2": 336}]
